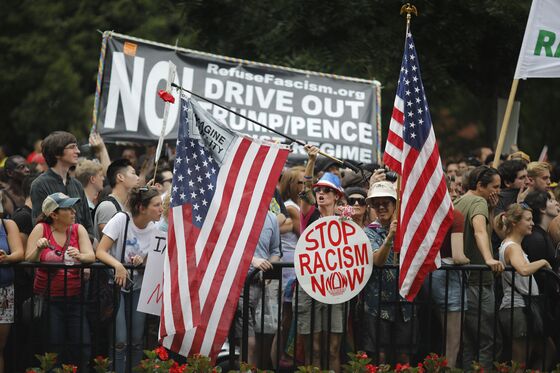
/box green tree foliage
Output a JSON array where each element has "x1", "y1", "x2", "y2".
[
  {"x1": 0, "y1": 0, "x2": 183, "y2": 154},
  {"x1": 1, "y1": 0, "x2": 557, "y2": 160}
]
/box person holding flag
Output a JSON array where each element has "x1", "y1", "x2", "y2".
[
  {"x1": 362, "y1": 181, "x2": 415, "y2": 364},
  {"x1": 383, "y1": 8, "x2": 454, "y2": 302}
]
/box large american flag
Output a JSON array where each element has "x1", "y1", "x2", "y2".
[
  {"x1": 383, "y1": 29, "x2": 454, "y2": 301},
  {"x1": 160, "y1": 96, "x2": 289, "y2": 358}
]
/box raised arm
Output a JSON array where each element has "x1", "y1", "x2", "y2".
[{"x1": 300, "y1": 145, "x2": 319, "y2": 217}]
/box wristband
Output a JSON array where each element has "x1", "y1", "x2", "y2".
[{"x1": 304, "y1": 175, "x2": 313, "y2": 180}]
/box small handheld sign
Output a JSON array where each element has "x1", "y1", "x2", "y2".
[{"x1": 294, "y1": 216, "x2": 373, "y2": 304}]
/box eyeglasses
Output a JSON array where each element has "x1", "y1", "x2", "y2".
[
  {"x1": 314, "y1": 186, "x2": 335, "y2": 194},
  {"x1": 64, "y1": 143, "x2": 79, "y2": 150},
  {"x1": 348, "y1": 197, "x2": 366, "y2": 206},
  {"x1": 371, "y1": 201, "x2": 392, "y2": 210}
]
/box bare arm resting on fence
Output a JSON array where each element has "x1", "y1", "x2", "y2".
[
  {"x1": 504, "y1": 242, "x2": 551, "y2": 276},
  {"x1": 71, "y1": 224, "x2": 95, "y2": 263},
  {"x1": 96, "y1": 234, "x2": 128, "y2": 287},
  {"x1": 472, "y1": 214, "x2": 504, "y2": 272}
]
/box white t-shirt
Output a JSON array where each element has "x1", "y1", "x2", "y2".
[{"x1": 102, "y1": 212, "x2": 159, "y2": 290}]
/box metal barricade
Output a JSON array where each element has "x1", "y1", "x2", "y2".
[
  {"x1": 6, "y1": 261, "x2": 149, "y2": 373},
  {"x1": 235, "y1": 263, "x2": 560, "y2": 372},
  {"x1": 3, "y1": 261, "x2": 560, "y2": 372}
]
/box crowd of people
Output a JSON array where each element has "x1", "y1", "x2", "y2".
[{"x1": 0, "y1": 132, "x2": 559, "y2": 372}]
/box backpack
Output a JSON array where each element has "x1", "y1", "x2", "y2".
[
  {"x1": 87, "y1": 211, "x2": 129, "y2": 323},
  {"x1": 91, "y1": 195, "x2": 122, "y2": 222}
]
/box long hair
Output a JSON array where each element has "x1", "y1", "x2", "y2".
[{"x1": 279, "y1": 166, "x2": 305, "y2": 203}]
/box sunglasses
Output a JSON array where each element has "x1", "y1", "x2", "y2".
[
  {"x1": 348, "y1": 197, "x2": 366, "y2": 206},
  {"x1": 371, "y1": 201, "x2": 392, "y2": 210},
  {"x1": 314, "y1": 186, "x2": 335, "y2": 194}
]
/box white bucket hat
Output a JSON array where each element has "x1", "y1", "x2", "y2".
[{"x1": 366, "y1": 181, "x2": 397, "y2": 202}]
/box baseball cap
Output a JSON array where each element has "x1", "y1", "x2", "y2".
[
  {"x1": 312, "y1": 172, "x2": 344, "y2": 196},
  {"x1": 42, "y1": 192, "x2": 80, "y2": 215},
  {"x1": 366, "y1": 181, "x2": 397, "y2": 202}
]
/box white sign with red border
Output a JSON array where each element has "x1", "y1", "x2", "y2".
[{"x1": 294, "y1": 216, "x2": 372, "y2": 304}]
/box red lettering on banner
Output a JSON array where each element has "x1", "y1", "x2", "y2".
[
  {"x1": 314, "y1": 253, "x2": 326, "y2": 272},
  {"x1": 305, "y1": 228, "x2": 319, "y2": 251},
  {"x1": 355, "y1": 243, "x2": 369, "y2": 266},
  {"x1": 342, "y1": 245, "x2": 354, "y2": 267},
  {"x1": 341, "y1": 220, "x2": 356, "y2": 245},
  {"x1": 346, "y1": 267, "x2": 364, "y2": 291},
  {"x1": 147, "y1": 281, "x2": 164, "y2": 304},
  {"x1": 311, "y1": 275, "x2": 326, "y2": 296},
  {"x1": 328, "y1": 220, "x2": 342, "y2": 246},
  {"x1": 315, "y1": 221, "x2": 328, "y2": 247},
  {"x1": 325, "y1": 249, "x2": 337, "y2": 271},
  {"x1": 299, "y1": 254, "x2": 312, "y2": 275}
]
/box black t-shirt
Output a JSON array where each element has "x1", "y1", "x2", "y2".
[
  {"x1": 12, "y1": 205, "x2": 32, "y2": 235},
  {"x1": 522, "y1": 225, "x2": 559, "y2": 289}
]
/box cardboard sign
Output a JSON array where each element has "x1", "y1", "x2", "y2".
[
  {"x1": 294, "y1": 216, "x2": 372, "y2": 304},
  {"x1": 137, "y1": 232, "x2": 167, "y2": 316}
]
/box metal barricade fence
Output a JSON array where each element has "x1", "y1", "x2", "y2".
[
  {"x1": 6, "y1": 261, "x2": 150, "y2": 373},
  {"x1": 234, "y1": 263, "x2": 560, "y2": 372},
  {"x1": 4, "y1": 261, "x2": 560, "y2": 372}
]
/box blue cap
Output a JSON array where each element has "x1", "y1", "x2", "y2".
[
  {"x1": 312, "y1": 172, "x2": 344, "y2": 196},
  {"x1": 42, "y1": 192, "x2": 80, "y2": 215}
]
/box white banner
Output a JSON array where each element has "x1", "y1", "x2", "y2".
[
  {"x1": 137, "y1": 231, "x2": 167, "y2": 316},
  {"x1": 515, "y1": 0, "x2": 560, "y2": 79}
]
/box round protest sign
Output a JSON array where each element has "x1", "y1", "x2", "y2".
[{"x1": 294, "y1": 216, "x2": 373, "y2": 304}]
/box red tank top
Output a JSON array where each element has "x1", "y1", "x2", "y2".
[{"x1": 33, "y1": 223, "x2": 82, "y2": 297}]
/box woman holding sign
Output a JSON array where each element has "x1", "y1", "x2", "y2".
[
  {"x1": 362, "y1": 181, "x2": 416, "y2": 364},
  {"x1": 296, "y1": 144, "x2": 345, "y2": 372},
  {"x1": 96, "y1": 186, "x2": 163, "y2": 373}
]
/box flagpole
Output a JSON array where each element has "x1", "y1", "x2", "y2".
[
  {"x1": 170, "y1": 83, "x2": 363, "y2": 174},
  {"x1": 492, "y1": 79, "x2": 519, "y2": 167},
  {"x1": 392, "y1": 3, "x2": 418, "y2": 258}
]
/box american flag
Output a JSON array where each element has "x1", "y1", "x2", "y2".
[
  {"x1": 160, "y1": 96, "x2": 289, "y2": 358},
  {"x1": 383, "y1": 29, "x2": 454, "y2": 301}
]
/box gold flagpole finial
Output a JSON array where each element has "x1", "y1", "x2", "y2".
[{"x1": 400, "y1": 3, "x2": 418, "y2": 23}]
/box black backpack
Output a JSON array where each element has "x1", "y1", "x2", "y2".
[{"x1": 92, "y1": 195, "x2": 122, "y2": 222}]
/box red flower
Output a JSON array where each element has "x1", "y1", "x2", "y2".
[
  {"x1": 356, "y1": 352, "x2": 369, "y2": 360},
  {"x1": 441, "y1": 359, "x2": 448, "y2": 367},
  {"x1": 395, "y1": 363, "x2": 410, "y2": 372},
  {"x1": 170, "y1": 361, "x2": 187, "y2": 373},
  {"x1": 158, "y1": 90, "x2": 175, "y2": 104},
  {"x1": 155, "y1": 346, "x2": 169, "y2": 361},
  {"x1": 365, "y1": 364, "x2": 377, "y2": 373}
]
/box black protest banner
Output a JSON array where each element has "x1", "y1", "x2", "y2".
[{"x1": 95, "y1": 32, "x2": 381, "y2": 163}]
